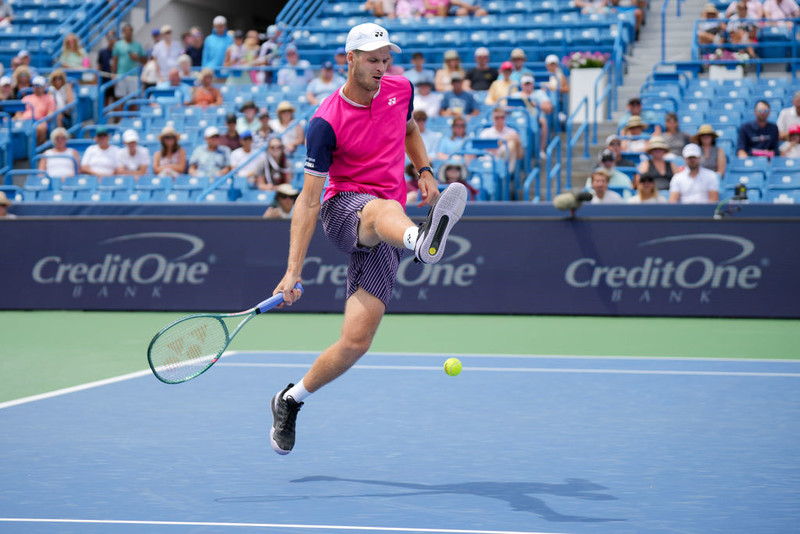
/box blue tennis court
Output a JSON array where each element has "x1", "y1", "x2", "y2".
[{"x1": 1, "y1": 351, "x2": 799, "y2": 534}]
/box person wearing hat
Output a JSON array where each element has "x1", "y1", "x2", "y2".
[
  {"x1": 636, "y1": 135, "x2": 676, "y2": 190},
  {"x1": 230, "y1": 130, "x2": 266, "y2": 184},
  {"x1": 307, "y1": 61, "x2": 346, "y2": 106},
  {"x1": 586, "y1": 147, "x2": 633, "y2": 190},
  {"x1": 621, "y1": 115, "x2": 648, "y2": 153},
  {"x1": 465, "y1": 47, "x2": 497, "y2": 91},
  {"x1": 235, "y1": 100, "x2": 261, "y2": 136},
  {"x1": 404, "y1": 52, "x2": 435, "y2": 89},
  {"x1": 263, "y1": 183, "x2": 299, "y2": 219},
  {"x1": 151, "y1": 24, "x2": 183, "y2": 83},
  {"x1": 48, "y1": 69, "x2": 75, "y2": 129},
  {"x1": 669, "y1": 144, "x2": 720, "y2": 204},
  {"x1": 0, "y1": 75, "x2": 12, "y2": 101},
  {"x1": 508, "y1": 48, "x2": 532, "y2": 84},
  {"x1": 0, "y1": 190, "x2": 14, "y2": 218},
  {"x1": 252, "y1": 108, "x2": 273, "y2": 150},
  {"x1": 485, "y1": 60, "x2": 514, "y2": 105},
  {"x1": 13, "y1": 49, "x2": 38, "y2": 77},
  {"x1": 18, "y1": 75, "x2": 55, "y2": 146},
  {"x1": 543, "y1": 53, "x2": 569, "y2": 95},
  {"x1": 627, "y1": 167, "x2": 667, "y2": 203},
  {"x1": 111, "y1": 24, "x2": 146, "y2": 109},
  {"x1": 80, "y1": 127, "x2": 120, "y2": 177},
  {"x1": 115, "y1": 129, "x2": 150, "y2": 177},
  {"x1": 190, "y1": 67, "x2": 222, "y2": 108},
  {"x1": 617, "y1": 96, "x2": 662, "y2": 134},
  {"x1": 38, "y1": 127, "x2": 79, "y2": 179},
  {"x1": 269, "y1": 100, "x2": 304, "y2": 154},
  {"x1": 692, "y1": 124, "x2": 726, "y2": 176},
  {"x1": 512, "y1": 73, "x2": 553, "y2": 159},
  {"x1": 268, "y1": 22, "x2": 467, "y2": 456},
  {"x1": 434, "y1": 49, "x2": 465, "y2": 93},
  {"x1": 276, "y1": 44, "x2": 313, "y2": 88},
  {"x1": 605, "y1": 134, "x2": 636, "y2": 167},
  {"x1": 779, "y1": 124, "x2": 800, "y2": 158},
  {"x1": 439, "y1": 70, "x2": 480, "y2": 117},
  {"x1": 153, "y1": 125, "x2": 187, "y2": 178},
  {"x1": 202, "y1": 15, "x2": 233, "y2": 68},
  {"x1": 438, "y1": 160, "x2": 479, "y2": 200},
  {"x1": 697, "y1": 3, "x2": 726, "y2": 45},
  {"x1": 589, "y1": 167, "x2": 624, "y2": 204},
  {"x1": 188, "y1": 126, "x2": 231, "y2": 177},
  {"x1": 478, "y1": 106, "x2": 523, "y2": 173}
]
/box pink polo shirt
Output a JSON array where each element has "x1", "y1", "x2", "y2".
[{"x1": 305, "y1": 75, "x2": 414, "y2": 207}]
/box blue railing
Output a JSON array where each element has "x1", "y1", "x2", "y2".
[
  {"x1": 543, "y1": 135, "x2": 562, "y2": 201},
  {"x1": 195, "y1": 144, "x2": 269, "y2": 202},
  {"x1": 565, "y1": 96, "x2": 590, "y2": 191}
]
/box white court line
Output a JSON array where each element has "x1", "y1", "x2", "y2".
[
  {"x1": 217, "y1": 362, "x2": 800, "y2": 378},
  {"x1": 0, "y1": 518, "x2": 567, "y2": 534}
]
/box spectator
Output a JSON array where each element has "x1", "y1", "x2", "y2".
[
  {"x1": 589, "y1": 167, "x2": 624, "y2": 203},
  {"x1": 115, "y1": 129, "x2": 150, "y2": 177},
  {"x1": 404, "y1": 162, "x2": 421, "y2": 205},
  {"x1": 585, "y1": 148, "x2": 633, "y2": 189},
  {"x1": 478, "y1": 106, "x2": 523, "y2": 172},
  {"x1": 395, "y1": 0, "x2": 425, "y2": 18},
  {"x1": 636, "y1": 136, "x2": 676, "y2": 191},
  {"x1": 0, "y1": 0, "x2": 14, "y2": 28},
  {"x1": 609, "y1": 0, "x2": 644, "y2": 36},
  {"x1": 222, "y1": 29, "x2": 246, "y2": 82},
  {"x1": 11, "y1": 66, "x2": 32, "y2": 99},
  {"x1": 253, "y1": 109, "x2": 273, "y2": 150},
  {"x1": 726, "y1": 1, "x2": 758, "y2": 58},
  {"x1": 332, "y1": 46, "x2": 348, "y2": 78},
  {"x1": 48, "y1": 69, "x2": 75, "y2": 129},
  {"x1": 412, "y1": 109, "x2": 441, "y2": 160},
  {"x1": 254, "y1": 25, "x2": 281, "y2": 84},
  {"x1": 576, "y1": 0, "x2": 610, "y2": 14},
  {"x1": 413, "y1": 78, "x2": 441, "y2": 118},
  {"x1": 617, "y1": 96, "x2": 661, "y2": 134},
  {"x1": 508, "y1": 48, "x2": 533, "y2": 84},
  {"x1": 692, "y1": 124, "x2": 727, "y2": 176},
  {"x1": 277, "y1": 44, "x2": 313, "y2": 88},
  {"x1": 38, "y1": 127, "x2": 79, "y2": 179},
  {"x1": 177, "y1": 54, "x2": 193, "y2": 79},
  {"x1": 13, "y1": 50, "x2": 38, "y2": 77},
  {"x1": 306, "y1": 61, "x2": 345, "y2": 106},
  {"x1": 0, "y1": 190, "x2": 14, "y2": 217},
  {"x1": 202, "y1": 15, "x2": 233, "y2": 68},
  {"x1": 777, "y1": 90, "x2": 800, "y2": 140},
  {"x1": 263, "y1": 183, "x2": 299, "y2": 219},
  {"x1": 763, "y1": 0, "x2": 800, "y2": 26},
  {"x1": 450, "y1": 0, "x2": 488, "y2": 16},
  {"x1": 151, "y1": 24, "x2": 184, "y2": 82},
  {"x1": 606, "y1": 134, "x2": 638, "y2": 167},
  {"x1": 435, "y1": 114, "x2": 468, "y2": 160},
  {"x1": 465, "y1": 47, "x2": 497, "y2": 91},
  {"x1": 232, "y1": 30, "x2": 261, "y2": 85},
  {"x1": 152, "y1": 125, "x2": 186, "y2": 178},
  {"x1": 140, "y1": 53, "x2": 160, "y2": 93},
  {"x1": 669, "y1": 144, "x2": 720, "y2": 203},
  {"x1": 80, "y1": 127, "x2": 119, "y2": 177},
  {"x1": 154, "y1": 67, "x2": 193, "y2": 106},
  {"x1": 220, "y1": 112, "x2": 242, "y2": 150},
  {"x1": 737, "y1": 100, "x2": 780, "y2": 157},
  {"x1": 434, "y1": 49, "x2": 465, "y2": 93},
  {"x1": 437, "y1": 161, "x2": 479, "y2": 200},
  {"x1": 661, "y1": 112, "x2": 690, "y2": 157},
  {"x1": 627, "y1": 173, "x2": 666, "y2": 203},
  {"x1": 439, "y1": 71, "x2": 479, "y2": 117},
  {"x1": 724, "y1": 0, "x2": 763, "y2": 18},
  {"x1": 262, "y1": 135, "x2": 292, "y2": 189},
  {"x1": 230, "y1": 130, "x2": 265, "y2": 184},
  {"x1": 621, "y1": 115, "x2": 648, "y2": 154},
  {"x1": 697, "y1": 3, "x2": 727, "y2": 45},
  {"x1": 190, "y1": 67, "x2": 223, "y2": 107},
  {"x1": 405, "y1": 52, "x2": 435, "y2": 88},
  {"x1": 423, "y1": 0, "x2": 451, "y2": 17},
  {"x1": 485, "y1": 61, "x2": 513, "y2": 105},
  {"x1": 512, "y1": 73, "x2": 552, "y2": 159},
  {"x1": 362, "y1": 0, "x2": 397, "y2": 17},
  {"x1": 188, "y1": 126, "x2": 231, "y2": 177},
  {"x1": 543, "y1": 54, "x2": 569, "y2": 95},
  {"x1": 780, "y1": 124, "x2": 800, "y2": 157},
  {"x1": 111, "y1": 23, "x2": 146, "y2": 108},
  {"x1": 146, "y1": 27, "x2": 161, "y2": 60},
  {"x1": 17, "y1": 76, "x2": 55, "y2": 145},
  {"x1": 269, "y1": 100, "x2": 305, "y2": 154},
  {"x1": 185, "y1": 27, "x2": 204, "y2": 67},
  {"x1": 235, "y1": 101, "x2": 260, "y2": 135},
  {"x1": 97, "y1": 30, "x2": 117, "y2": 108},
  {"x1": 59, "y1": 33, "x2": 88, "y2": 70},
  {"x1": 0, "y1": 76, "x2": 14, "y2": 101},
  {"x1": 386, "y1": 54, "x2": 405, "y2": 76}
]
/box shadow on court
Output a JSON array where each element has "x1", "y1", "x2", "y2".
[{"x1": 217, "y1": 475, "x2": 626, "y2": 523}]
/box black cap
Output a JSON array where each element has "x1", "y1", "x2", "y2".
[{"x1": 225, "y1": 112, "x2": 237, "y2": 123}]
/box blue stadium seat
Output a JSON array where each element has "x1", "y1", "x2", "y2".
[
  {"x1": 73, "y1": 189, "x2": 112, "y2": 202},
  {"x1": 134, "y1": 175, "x2": 170, "y2": 191},
  {"x1": 721, "y1": 186, "x2": 762, "y2": 202},
  {"x1": 770, "y1": 157, "x2": 800, "y2": 173},
  {"x1": 97, "y1": 175, "x2": 135, "y2": 191},
  {"x1": 240, "y1": 189, "x2": 276, "y2": 203},
  {"x1": 766, "y1": 172, "x2": 800, "y2": 190},
  {"x1": 60, "y1": 175, "x2": 98, "y2": 192},
  {"x1": 150, "y1": 189, "x2": 191, "y2": 202},
  {"x1": 728, "y1": 157, "x2": 768, "y2": 174},
  {"x1": 22, "y1": 173, "x2": 56, "y2": 191},
  {"x1": 111, "y1": 190, "x2": 148, "y2": 202},
  {"x1": 723, "y1": 171, "x2": 764, "y2": 190},
  {"x1": 763, "y1": 189, "x2": 800, "y2": 204},
  {"x1": 173, "y1": 175, "x2": 210, "y2": 191},
  {"x1": 35, "y1": 190, "x2": 74, "y2": 202},
  {"x1": 196, "y1": 191, "x2": 228, "y2": 203}
]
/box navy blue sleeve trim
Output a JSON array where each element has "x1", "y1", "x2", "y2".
[
  {"x1": 406, "y1": 79, "x2": 414, "y2": 121},
  {"x1": 305, "y1": 116, "x2": 336, "y2": 175}
]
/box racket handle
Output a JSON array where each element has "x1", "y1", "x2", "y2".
[{"x1": 255, "y1": 282, "x2": 304, "y2": 314}]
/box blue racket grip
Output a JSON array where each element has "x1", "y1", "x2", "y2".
[{"x1": 255, "y1": 282, "x2": 304, "y2": 314}]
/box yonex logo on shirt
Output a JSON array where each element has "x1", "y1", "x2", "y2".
[{"x1": 387, "y1": 97, "x2": 396, "y2": 106}]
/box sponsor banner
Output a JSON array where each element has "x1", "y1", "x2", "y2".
[{"x1": 1, "y1": 218, "x2": 798, "y2": 317}]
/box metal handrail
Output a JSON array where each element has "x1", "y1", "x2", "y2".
[
  {"x1": 565, "y1": 96, "x2": 590, "y2": 191},
  {"x1": 195, "y1": 144, "x2": 269, "y2": 202},
  {"x1": 544, "y1": 135, "x2": 561, "y2": 201}
]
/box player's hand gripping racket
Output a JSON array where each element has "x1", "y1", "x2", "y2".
[{"x1": 147, "y1": 282, "x2": 303, "y2": 384}]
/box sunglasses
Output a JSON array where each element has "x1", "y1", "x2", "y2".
[
  {"x1": 269, "y1": 144, "x2": 283, "y2": 149},
  {"x1": 640, "y1": 177, "x2": 655, "y2": 183}
]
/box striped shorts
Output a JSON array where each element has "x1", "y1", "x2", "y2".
[{"x1": 320, "y1": 192, "x2": 403, "y2": 307}]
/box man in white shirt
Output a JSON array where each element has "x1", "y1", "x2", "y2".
[
  {"x1": 412, "y1": 78, "x2": 441, "y2": 118},
  {"x1": 150, "y1": 25, "x2": 184, "y2": 82},
  {"x1": 589, "y1": 167, "x2": 624, "y2": 203},
  {"x1": 669, "y1": 144, "x2": 720, "y2": 204},
  {"x1": 306, "y1": 62, "x2": 345, "y2": 106},
  {"x1": 230, "y1": 131, "x2": 265, "y2": 184},
  {"x1": 80, "y1": 128, "x2": 119, "y2": 177},
  {"x1": 777, "y1": 90, "x2": 800, "y2": 141},
  {"x1": 115, "y1": 129, "x2": 150, "y2": 176}
]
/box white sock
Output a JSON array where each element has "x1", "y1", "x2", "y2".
[
  {"x1": 403, "y1": 225, "x2": 419, "y2": 250},
  {"x1": 284, "y1": 379, "x2": 310, "y2": 403}
]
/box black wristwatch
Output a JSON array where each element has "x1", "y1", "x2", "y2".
[{"x1": 418, "y1": 166, "x2": 434, "y2": 178}]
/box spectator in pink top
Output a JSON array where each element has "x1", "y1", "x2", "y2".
[
  {"x1": 268, "y1": 22, "x2": 467, "y2": 457},
  {"x1": 18, "y1": 75, "x2": 55, "y2": 145}
]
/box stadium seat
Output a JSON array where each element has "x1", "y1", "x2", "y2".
[
  {"x1": 134, "y1": 175, "x2": 170, "y2": 192},
  {"x1": 111, "y1": 190, "x2": 148, "y2": 202},
  {"x1": 150, "y1": 189, "x2": 191, "y2": 202},
  {"x1": 240, "y1": 189, "x2": 276, "y2": 203},
  {"x1": 764, "y1": 189, "x2": 800, "y2": 204},
  {"x1": 765, "y1": 172, "x2": 800, "y2": 190},
  {"x1": 60, "y1": 175, "x2": 98, "y2": 192},
  {"x1": 728, "y1": 157, "x2": 769, "y2": 174},
  {"x1": 723, "y1": 171, "x2": 764, "y2": 190},
  {"x1": 97, "y1": 175, "x2": 135, "y2": 191},
  {"x1": 770, "y1": 157, "x2": 800, "y2": 173},
  {"x1": 22, "y1": 173, "x2": 56, "y2": 191},
  {"x1": 173, "y1": 175, "x2": 210, "y2": 191},
  {"x1": 73, "y1": 189, "x2": 112, "y2": 202},
  {"x1": 35, "y1": 190, "x2": 74, "y2": 202}
]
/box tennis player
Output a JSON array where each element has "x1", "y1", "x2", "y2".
[{"x1": 270, "y1": 22, "x2": 468, "y2": 455}]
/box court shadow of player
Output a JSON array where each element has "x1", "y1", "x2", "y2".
[{"x1": 286, "y1": 475, "x2": 624, "y2": 523}]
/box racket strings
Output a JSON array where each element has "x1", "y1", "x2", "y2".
[{"x1": 149, "y1": 316, "x2": 228, "y2": 383}]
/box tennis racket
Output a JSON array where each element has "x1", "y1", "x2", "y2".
[{"x1": 147, "y1": 282, "x2": 303, "y2": 384}]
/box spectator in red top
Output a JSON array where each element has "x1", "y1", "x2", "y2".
[{"x1": 18, "y1": 75, "x2": 55, "y2": 145}]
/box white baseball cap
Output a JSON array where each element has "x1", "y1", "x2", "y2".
[
  {"x1": 204, "y1": 126, "x2": 220, "y2": 138},
  {"x1": 122, "y1": 129, "x2": 139, "y2": 143},
  {"x1": 345, "y1": 23, "x2": 401, "y2": 53},
  {"x1": 31, "y1": 75, "x2": 46, "y2": 87},
  {"x1": 212, "y1": 15, "x2": 227, "y2": 26},
  {"x1": 545, "y1": 54, "x2": 559, "y2": 65},
  {"x1": 682, "y1": 143, "x2": 702, "y2": 159},
  {"x1": 520, "y1": 74, "x2": 534, "y2": 85}
]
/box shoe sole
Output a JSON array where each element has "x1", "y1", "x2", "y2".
[
  {"x1": 269, "y1": 394, "x2": 291, "y2": 455},
  {"x1": 416, "y1": 183, "x2": 468, "y2": 264}
]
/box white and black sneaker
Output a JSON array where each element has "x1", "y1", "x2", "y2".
[
  {"x1": 414, "y1": 182, "x2": 468, "y2": 264},
  {"x1": 270, "y1": 384, "x2": 303, "y2": 455}
]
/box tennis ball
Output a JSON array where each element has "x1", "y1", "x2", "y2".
[{"x1": 443, "y1": 357, "x2": 462, "y2": 377}]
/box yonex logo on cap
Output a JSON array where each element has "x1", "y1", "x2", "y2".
[{"x1": 375, "y1": 31, "x2": 383, "y2": 37}]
